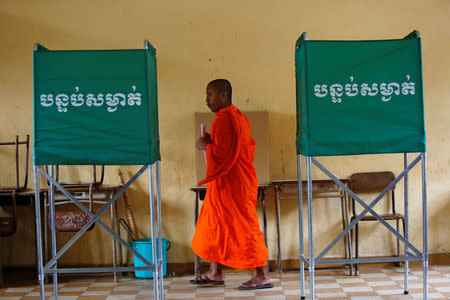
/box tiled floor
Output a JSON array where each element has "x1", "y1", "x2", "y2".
[{"x1": 1, "y1": 265, "x2": 449, "y2": 299}]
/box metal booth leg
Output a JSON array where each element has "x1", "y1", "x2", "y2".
[
  {"x1": 156, "y1": 160, "x2": 164, "y2": 299},
  {"x1": 43, "y1": 190, "x2": 49, "y2": 283},
  {"x1": 34, "y1": 166, "x2": 45, "y2": 299},
  {"x1": 35, "y1": 166, "x2": 154, "y2": 299},
  {"x1": 421, "y1": 153, "x2": 428, "y2": 300},
  {"x1": 306, "y1": 156, "x2": 314, "y2": 300},
  {"x1": 48, "y1": 166, "x2": 58, "y2": 299},
  {"x1": 148, "y1": 164, "x2": 160, "y2": 299},
  {"x1": 297, "y1": 155, "x2": 306, "y2": 299},
  {"x1": 403, "y1": 153, "x2": 409, "y2": 294}
]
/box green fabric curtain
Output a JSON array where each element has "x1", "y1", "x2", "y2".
[
  {"x1": 33, "y1": 42, "x2": 160, "y2": 165},
  {"x1": 295, "y1": 31, "x2": 426, "y2": 156}
]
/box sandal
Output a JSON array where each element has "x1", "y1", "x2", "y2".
[
  {"x1": 238, "y1": 278, "x2": 274, "y2": 290},
  {"x1": 190, "y1": 274, "x2": 225, "y2": 285}
]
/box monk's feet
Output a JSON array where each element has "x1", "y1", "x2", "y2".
[
  {"x1": 238, "y1": 276, "x2": 274, "y2": 290},
  {"x1": 190, "y1": 273, "x2": 224, "y2": 285}
]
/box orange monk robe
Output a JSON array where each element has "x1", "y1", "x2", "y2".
[{"x1": 191, "y1": 105, "x2": 268, "y2": 269}]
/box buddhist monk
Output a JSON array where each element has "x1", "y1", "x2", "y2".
[{"x1": 190, "y1": 79, "x2": 273, "y2": 290}]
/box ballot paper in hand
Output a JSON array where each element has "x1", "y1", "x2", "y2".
[{"x1": 200, "y1": 123, "x2": 207, "y2": 165}]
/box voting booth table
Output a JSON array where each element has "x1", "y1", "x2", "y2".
[
  {"x1": 295, "y1": 31, "x2": 428, "y2": 299},
  {"x1": 33, "y1": 41, "x2": 164, "y2": 299}
]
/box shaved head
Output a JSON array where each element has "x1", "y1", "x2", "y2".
[{"x1": 207, "y1": 79, "x2": 232, "y2": 104}]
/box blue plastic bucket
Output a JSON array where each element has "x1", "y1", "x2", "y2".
[{"x1": 130, "y1": 238, "x2": 171, "y2": 278}]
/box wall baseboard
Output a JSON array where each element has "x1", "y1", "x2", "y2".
[{"x1": 4, "y1": 253, "x2": 448, "y2": 278}]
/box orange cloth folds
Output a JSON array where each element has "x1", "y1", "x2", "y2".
[{"x1": 191, "y1": 105, "x2": 268, "y2": 269}]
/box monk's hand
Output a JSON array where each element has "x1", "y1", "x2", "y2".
[
  {"x1": 196, "y1": 137, "x2": 209, "y2": 150},
  {"x1": 203, "y1": 132, "x2": 211, "y2": 143}
]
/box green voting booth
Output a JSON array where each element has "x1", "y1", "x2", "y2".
[
  {"x1": 33, "y1": 41, "x2": 164, "y2": 300},
  {"x1": 295, "y1": 31, "x2": 428, "y2": 299}
]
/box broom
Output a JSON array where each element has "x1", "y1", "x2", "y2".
[{"x1": 118, "y1": 169, "x2": 139, "y2": 240}]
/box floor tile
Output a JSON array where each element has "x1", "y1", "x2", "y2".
[{"x1": 1, "y1": 265, "x2": 449, "y2": 299}]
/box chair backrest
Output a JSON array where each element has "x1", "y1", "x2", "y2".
[
  {"x1": 0, "y1": 135, "x2": 30, "y2": 191},
  {"x1": 350, "y1": 171, "x2": 395, "y2": 193}
]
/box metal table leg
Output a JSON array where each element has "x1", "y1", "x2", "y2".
[
  {"x1": 259, "y1": 187, "x2": 269, "y2": 268},
  {"x1": 340, "y1": 189, "x2": 353, "y2": 275},
  {"x1": 274, "y1": 186, "x2": 282, "y2": 276},
  {"x1": 260, "y1": 187, "x2": 268, "y2": 248},
  {"x1": 194, "y1": 191, "x2": 199, "y2": 277},
  {"x1": 343, "y1": 190, "x2": 353, "y2": 275},
  {"x1": 0, "y1": 232, "x2": 2, "y2": 287}
]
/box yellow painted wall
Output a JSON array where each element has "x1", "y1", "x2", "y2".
[{"x1": 1, "y1": 0, "x2": 449, "y2": 267}]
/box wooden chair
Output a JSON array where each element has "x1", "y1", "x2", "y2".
[
  {"x1": 350, "y1": 171, "x2": 405, "y2": 273},
  {"x1": 0, "y1": 135, "x2": 30, "y2": 287}
]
